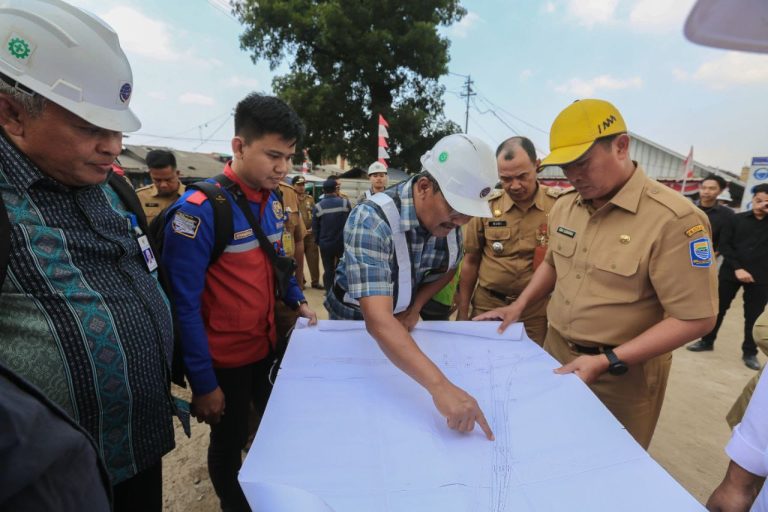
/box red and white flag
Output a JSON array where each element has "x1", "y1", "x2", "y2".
[
  {"x1": 377, "y1": 114, "x2": 389, "y2": 165},
  {"x1": 682, "y1": 146, "x2": 694, "y2": 180}
]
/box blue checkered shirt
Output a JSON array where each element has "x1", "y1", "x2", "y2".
[{"x1": 324, "y1": 177, "x2": 462, "y2": 319}]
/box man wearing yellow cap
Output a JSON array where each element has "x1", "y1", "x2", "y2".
[{"x1": 476, "y1": 99, "x2": 718, "y2": 449}]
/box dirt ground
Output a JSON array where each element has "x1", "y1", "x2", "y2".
[{"x1": 162, "y1": 286, "x2": 760, "y2": 510}]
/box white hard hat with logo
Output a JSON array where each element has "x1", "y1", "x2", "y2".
[
  {"x1": 367, "y1": 161, "x2": 387, "y2": 175},
  {"x1": 0, "y1": 0, "x2": 140, "y2": 132},
  {"x1": 420, "y1": 133, "x2": 497, "y2": 218}
]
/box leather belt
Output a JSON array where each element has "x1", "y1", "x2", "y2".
[
  {"x1": 569, "y1": 342, "x2": 603, "y2": 355},
  {"x1": 481, "y1": 286, "x2": 517, "y2": 303}
]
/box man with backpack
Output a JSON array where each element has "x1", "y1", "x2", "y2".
[
  {"x1": 160, "y1": 93, "x2": 317, "y2": 512},
  {"x1": 0, "y1": 1, "x2": 180, "y2": 510}
]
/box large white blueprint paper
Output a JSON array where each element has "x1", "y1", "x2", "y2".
[{"x1": 240, "y1": 321, "x2": 703, "y2": 511}]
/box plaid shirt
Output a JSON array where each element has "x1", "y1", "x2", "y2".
[{"x1": 324, "y1": 177, "x2": 462, "y2": 319}]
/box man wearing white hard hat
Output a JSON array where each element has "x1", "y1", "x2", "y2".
[
  {"x1": 0, "y1": 1, "x2": 177, "y2": 510},
  {"x1": 357, "y1": 160, "x2": 389, "y2": 203},
  {"x1": 326, "y1": 133, "x2": 498, "y2": 439}
]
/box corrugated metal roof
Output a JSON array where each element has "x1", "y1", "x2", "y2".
[{"x1": 117, "y1": 144, "x2": 230, "y2": 179}]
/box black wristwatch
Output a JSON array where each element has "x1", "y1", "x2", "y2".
[
  {"x1": 294, "y1": 299, "x2": 308, "y2": 311},
  {"x1": 603, "y1": 347, "x2": 628, "y2": 376}
]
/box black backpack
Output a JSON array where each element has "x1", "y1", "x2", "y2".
[{"x1": 147, "y1": 174, "x2": 234, "y2": 265}]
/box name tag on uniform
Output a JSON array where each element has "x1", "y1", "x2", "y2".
[
  {"x1": 144, "y1": 202, "x2": 160, "y2": 207},
  {"x1": 137, "y1": 235, "x2": 158, "y2": 272},
  {"x1": 488, "y1": 220, "x2": 507, "y2": 227},
  {"x1": 557, "y1": 226, "x2": 576, "y2": 238}
]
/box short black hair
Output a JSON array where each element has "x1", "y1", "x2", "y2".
[
  {"x1": 702, "y1": 174, "x2": 726, "y2": 191},
  {"x1": 496, "y1": 136, "x2": 537, "y2": 164},
  {"x1": 234, "y1": 93, "x2": 305, "y2": 145},
  {"x1": 754, "y1": 183, "x2": 768, "y2": 195},
  {"x1": 146, "y1": 149, "x2": 176, "y2": 170}
]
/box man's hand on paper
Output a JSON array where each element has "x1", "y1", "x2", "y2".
[
  {"x1": 192, "y1": 387, "x2": 226, "y2": 425},
  {"x1": 298, "y1": 302, "x2": 319, "y2": 326},
  {"x1": 554, "y1": 355, "x2": 610, "y2": 384},
  {"x1": 472, "y1": 301, "x2": 525, "y2": 334},
  {"x1": 430, "y1": 380, "x2": 495, "y2": 440},
  {"x1": 395, "y1": 307, "x2": 420, "y2": 332}
]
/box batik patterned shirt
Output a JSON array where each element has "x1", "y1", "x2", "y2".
[{"x1": 0, "y1": 132, "x2": 175, "y2": 483}]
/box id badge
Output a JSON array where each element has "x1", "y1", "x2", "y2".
[{"x1": 137, "y1": 235, "x2": 158, "y2": 272}]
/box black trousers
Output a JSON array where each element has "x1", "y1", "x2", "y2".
[
  {"x1": 702, "y1": 277, "x2": 768, "y2": 356},
  {"x1": 320, "y1": 245, "x2": 343, "y2": 293},
  {"x1": 112, "y1": 461, "x2": 162, "y2": 512},
  {"x1": 209, "y1": 358, "x2": 274, "y2": 512}
]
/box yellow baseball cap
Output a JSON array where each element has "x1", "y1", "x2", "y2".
[{"x1": 540, "y1": 99, "x2": 627, "y2": 168}]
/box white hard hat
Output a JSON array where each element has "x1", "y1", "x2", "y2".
[
  {"x1": 367, "y1": 161, "x2": 387, "y2": 175},
  {"x1": 420, "y1": 133, "x2": 497, "y2": 218},
  {"x1": 717, "y1": 189, "x2": 732, "y2": 202},
  {"x1": 0, "y1": 0, "x2": 140, "y2": 132}
]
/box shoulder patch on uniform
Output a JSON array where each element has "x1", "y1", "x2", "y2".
[
  {"x1": 272, "y1": 200, "x2": 284, "y2": 220},
  {"x1": 136, "y1": 184, "x2": 152, "y2": 192},
  {"x1": 186, "y1": 190, "x2": 208, "y2": 206},
  {"x1": 171, "y1": 211, "x2": 201, "y2": 239},
  {"x1": 689, "y1": 237, "x2": 712, "y2": 267},
  {"x1": 559, "y1": 187, "x2": 577, "y2": 195},
  {"x1": 685, "y1": 224, "x2": 706, "y2": 237}
]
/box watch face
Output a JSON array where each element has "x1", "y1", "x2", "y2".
[{"x1": 608, "y1": 362, "x2": 629, "y2": 376}]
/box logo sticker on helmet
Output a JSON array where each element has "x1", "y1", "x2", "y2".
[
  {"x1": 438, "y1": 151, "x2": 448, "y2": 163},
  {"x1": 7, "y1": 37, "x2": 31, "y2": 60},
  {"x1": 119, "y1": 83, "x2": 132, "y2": 103},
  {"x1": 479, "y1": 187, "x2": 491, "y2": 198}
]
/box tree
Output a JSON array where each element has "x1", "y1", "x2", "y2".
[{"x1": 233, "y1": 0, "x2": 465, "y2": 171}]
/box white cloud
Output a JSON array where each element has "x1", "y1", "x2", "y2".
[
  {"x1": 554, "y1": 74, "x2": 643, "y2": 96},
  {"x1": 690, "y1": 52, "x2": 768, "y2": 89},
  {"x1": 628, "y1": 0, "x2": 695, "y2": 32},
  {"x1": 520, "y1": 69, "x2": 534, "y2": 80},
  {"x1": 566, "y1": 0, "x2": 619, "y2": 27},
  {"x1": 179, "y1": 93, "x2": 217, "y2": 106},
  {"x1": 671, "y1": 67, "x2": 689, "y2": 81},
  {"x1": 450, "y1": 11, "x2": 482, "y2": 38},
  {"x1": 225, "y1": 75, "x2": 261, "y2": 89},
  {"x1": 544, "y1": 2, "x2": 557, "y2": 14},
  {"x1": 101, "y1": 6, "x2": 178, "y2": 60}
]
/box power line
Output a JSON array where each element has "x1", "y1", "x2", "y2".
[
  {"x1": 476, "y1": 94, "x2": 549, "y2": 135},
  {"x1": 194, "y1": 114, "x2": 234, "y2": 150}
]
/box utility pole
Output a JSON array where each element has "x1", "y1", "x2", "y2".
[{"x1": 460, "y1": 75, "x2": 475, "y2": 134}]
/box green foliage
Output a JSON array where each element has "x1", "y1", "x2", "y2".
[{"x1": 234, "y1": 0, "x2": 465, "y2": 171}]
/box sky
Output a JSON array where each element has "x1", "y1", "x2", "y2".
[{"x1": 66, "y1": 0, "x2": 768, "y2": 174}]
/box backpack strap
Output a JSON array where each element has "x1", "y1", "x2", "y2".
[
  {"x1": 187, "y1": 174, "x2": 234, "y2": 265},
  {"x1": 107, "y1": 173, "x2": 149, "y2": 233},
  {"x1": 0, "y1": 191, "x2": 10, "y2": 291},
  {"x1": 106, "y1": 173, "x2": 188, "y2": 388}
]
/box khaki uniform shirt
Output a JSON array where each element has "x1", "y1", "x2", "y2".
[
  {"x1": 297, "y1": 192, "x2": 315, "y2": 235},
  {"x1": 464, "y1": 184, "x2": 559, "y2": 296},
  {"x1": 279, "y1": 182, "x2": 307, "y2": 258},
  {"x1": 544, "y1": 165, "x2": 718, "y2": 346},
  {"x1": 135, "y1": 183, "x2": 185, "y2": 224}
]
